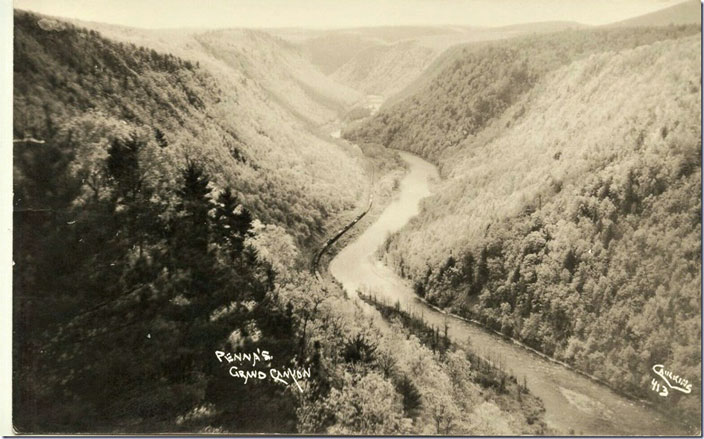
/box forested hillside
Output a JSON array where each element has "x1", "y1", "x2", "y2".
[
  {"x1": 331, "y1": 41, "x2": 436, "y2": 97},
  {"x1": 69, "y1": 21, "x2": 364, "y2": 127},
  {"x1": 193, "y1": 29, "x2": 363, "y2": 126},
  {"x1": 285, "y1": 26, "x2": 461, "y2": 75},
  {"x1": 12, "y1": 10, "x2": 359, "y2": 432},
  {"x1": 289, "y1": 31, "x2": 381, "y2": 74},
  {"x1": 13, "y1": 11, "x2": 306, "y2": 431},
  {"x1": 13, "y1": 11, "x2": 546, "y2": 434},
  {"x1": 345, "y1": 26, "x2": 700, "y2": 162},
  {"x1": 607, "y1": 0, "x2": 700, "y2": 28},
  {"x1": 348, "y1": 25, "x2": 701, "y2": 428},
  {"x1": 17, "y1": 12, "x2": 371, "y2": 250},
  {"x1": 278, "y1": 24, "x2": 586, "y2": 99}
]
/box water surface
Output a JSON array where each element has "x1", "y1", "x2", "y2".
[{"x1": 329, "y1": 151, "x2": 688, "y2": 436}]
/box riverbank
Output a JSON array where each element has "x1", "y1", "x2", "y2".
[
  {"x1": 325, "y1": 150, "x2": 691, "y2": 436},
  {"x1": 314, "y1": 143, "x2": 408, "y2": 284}
]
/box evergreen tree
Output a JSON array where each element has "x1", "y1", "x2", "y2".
[
  {"x1": 461, "y1": 251, "x2": 474, "y2": 286},
  {"x1": 175, "y1": 160, "x2": 212, "y2": 256},
  {"x1": 154, "y1": 127, "x2": 168, "y2": 148},
  {"x1": 473, "y1": 247, "x2": 489, "y2": 295},
  {"x1": 215, "y1": 187, "x2": 252, "y2": 256}
]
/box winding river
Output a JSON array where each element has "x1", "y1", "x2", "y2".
[{"x1": 329, "y1": 151, "x2": 688, "y2": 436}]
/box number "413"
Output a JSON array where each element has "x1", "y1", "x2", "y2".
[{"x1": 651, "y1": 379, "x2": 669, "y2": 397}]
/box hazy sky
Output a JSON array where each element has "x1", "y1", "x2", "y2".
[{"x1": 13, "y1": 0, "x2": 690, "y2": 29}]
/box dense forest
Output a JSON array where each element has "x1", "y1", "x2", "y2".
[
  {"x1": 348, "y1": 25, "x2": 701, "y2": 428},
  {"x1": 345, "y1": 25, "x2": 700, "y2": 162},
  {"x1": 330, "y1": 40, "x2": 436, "y2": 97},
  {"x1": 15, "y1": 11, "x2": 368, "y2": 251},
  {"x1": 13, "y1": 12, "x2": 302, "y2": 431},
  {"x1": 13, "y1": 11, "x2": 546, "y2": 434}
]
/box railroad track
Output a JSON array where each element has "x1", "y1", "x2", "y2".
[{"x1": 311, "y1": 192, "x2": 373, "y2": 281}]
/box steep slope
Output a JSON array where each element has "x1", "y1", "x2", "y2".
[
  {"x1": 12, "y1": 11, "x2": 547, "y2": 435},
  {"x1": 66, "y1": 20, "x2": 364, "y2": 127},
  {"x1": 331, "y1": 40, "x2": 436, "y2": 97},
  {"x1": 13, "y1": 11, "x2": 314, "y2": 432},
  {"x1": 283, "y1": 24, "x2": 586, "y2": 99},
  {"x1": 193, "y1": 29, "x2": 363, "y2": 125},
  {"x1": 13, "y1": 10, "x2": 367, "y2": 433},
  {"x1": 379, "y1": 21, "x2": 587, "y2": 108},
  {"x1": 345, "y1": 25, "x2": 700, "y2": 162},
  {"x1": 44, "y1": 16, "x2": 369, "y2": 246},
  {"x1": 278, "y1": 26, "x2": 461, "y2": 98},
  {"x1": 291, "y1": 31, "x2": 380, "y2": 74},
  {"x1": 279, "y1": 26, "x2": 461, "y2": 74},
  {"x1": 606, "y1": 0, "x2": 700, "y2": 27},
  {"x1": 349, "y1": 26, "x2": 701, "y2": 430}
]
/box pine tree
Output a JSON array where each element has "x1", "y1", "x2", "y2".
[
  {"x1": 175, "y1": 160, "x2": 212, "y2": 255},
  {"x1": 215, "y1": 187, "x2": 252, "y2": 256},
  {"x1": 154, "y1": 127, "x2": 168, "y2": 148},
  {"x1": 461, "y1": 251, "x2": 475, "y2": 286},
  {"x1": 473, "y1": 247, "x2": 489, "y2": 295},
  {"x1": 395, "y1": 375, "x2": 422, "y2": 417},
  {"x1": 106, "y1": 134, "x2": 143, "y2": 204}
]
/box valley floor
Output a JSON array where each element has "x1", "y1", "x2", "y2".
[{"x1": 325, "y1": 148, "x2": 693, "y2": 435}]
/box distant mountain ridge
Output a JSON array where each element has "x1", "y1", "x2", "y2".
[
  {"x1": 61, "y1": 16, "x2": 365, "y2": 126},
  {"x1": 12, "y1": 10, "x2": 554, "y2": 435},
  {"x1": 606, "y1": 0, "x2": 700, "y2": 27},
  {"x1": 16, "y1": 10, "x2": 369, "y2": 249},
  {"x1": 280, "y1": 22, "x2": 592, "y2": 98},
  {"x1": 344, "y1": 23, "x2": 701, "y2": 430}
]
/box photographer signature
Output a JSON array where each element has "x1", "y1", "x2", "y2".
[{"x1": 650, "y1": 364, "x2": 692, "y2": 397}]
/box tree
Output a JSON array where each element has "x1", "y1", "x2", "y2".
[
  {"x1": 326, "y1": 372, "x2": 411, "y2": 434},
  {"x1": 461, "y1": 251, "x2": 475, "y2": 286},
  {"x1": 473, "y1": 247, "x2": 489, "y2": 294},
  {"x1": 343, "y1": 333, "x2": 377, "y2": 364},
  {"x1": 174, "y1": 160, "x2": 212, "y2": 255},
  {"x1": 215, "y1": 187, "x2": 252, "y2": 256},
  {"x1": 106, "y1": 134, "x2": 144, "y2": 203},
  {"x1": 394, "y1": 375, "x2": 422, "y2": 417},
  {"x1": 425, "y1": 389, "x2": 461, "y2": 434},
  {"x1": 105, "y1": 133, "x2": 162, "y2": 259},
  {"x1": 154, "y1": 127, "x2": 168, "y2": 148}
]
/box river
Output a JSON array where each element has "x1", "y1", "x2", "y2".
[{"x1": 329, "y1": 151, "x2": 687, "y2": 436}]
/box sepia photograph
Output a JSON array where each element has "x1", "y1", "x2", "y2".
[{"x1": 4, "y1": 0, "x2": 703, "y2": 435}]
